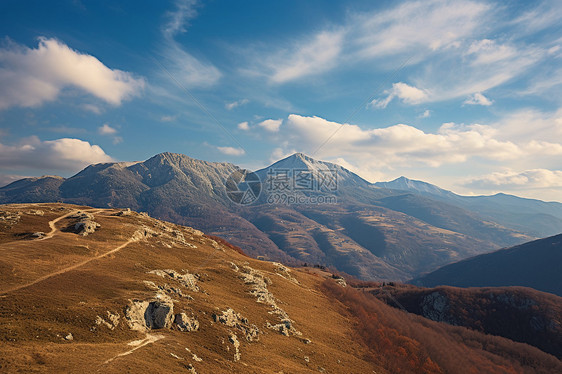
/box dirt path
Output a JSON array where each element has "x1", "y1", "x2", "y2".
[
  {"x1": 102, "y1": 334, "x2": 165, "y2": 365},
  {"x1": 37, "y1": 209, "x2": 80, "y2": 241},
  {"x1": 0, "y1": 235, "x2": 137, "y2": 295}
]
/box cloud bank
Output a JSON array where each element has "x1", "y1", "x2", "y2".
[
  {"x1": 0, "y1": 37, "x2": 145, "y2": 110},
  {"x1": 0, "y1": 137, "x2": 113, "y2": 171}
]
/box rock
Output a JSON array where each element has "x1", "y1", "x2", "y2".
[
  {"x1": 30, "y1": 232, "x2": 45, "y2": 239},
  {"x1": 125, "y1": 294, "x2": 174, "y2": 331},
  {"x1": 213, "y1": 308, "x2": 259, "y2": 341},
  {"x1": 421, "y1": 291, "x2": 453, "y2": 323},
  {"x1": 96, "y1": 311, "x2": 120, "y2": 330},
  {"x1": 229, "y1": 333, "x2": 241, "y2": 362},
  {"x1": 148, "y1": 269, "x2": 199, "y2": 292},
  {"x1": 231, "y1": 263, "x2": 303, "y2": 337},
  {"x1": 116, "y1": 208, "x2": 131, "y2": 216},
  {"x1": 64, "y1": 333, "x2": 73, "y2": 341},
  {"x1": 174, "y1": 313, "x2": 199, "y2": 332},
  {"x1": 74, "y1": 220, "x2": 100, "y2": 236}
]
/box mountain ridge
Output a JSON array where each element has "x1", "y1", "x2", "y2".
[{"x1": 0, "y1": 152, "x2": 546, "y2": 281}]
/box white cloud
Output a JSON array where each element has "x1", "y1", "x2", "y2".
[
  {"x1": 258, "y1": 118, "x2": 283, "y2": 132},
  {"x1": 98, "y1": 123, "x2": 117, "y2": 135},
  {"x1": 160, "y1": 115, "x2": 177, "y2": 122},
  {"x1": 217, "y1": 146, "x2": 245, "y2": 156},
  {"x1": 464, "y1": 92, "x2": 493, "y2": 106},
  {"x1": 281, "y1": 114, "x2": 561, "y2": 168},
  {"x1": 162, "y1": 0, "x2": 199, "y2": 38},
  {"x1": 371, "y1": 82, "x2": 430, "y2": 108},
  {"x1": 464, "y1": 169, "x2": 562, "y2": 189},
  {"x1": 158, "y1": 0, "x2": 221, "y2": 88},
  {"x1": 81, "y1": 103, "x2": 102, "y2": 114},
  {"x1": 352, "y1": 0, "x2": 490, "y2": 58},
  {"x1": 420, "y1": 110, "x2": 431, "y2": 118},
  {"x1": 225, "y1": 99, "x2": 249, "y2": 110},
  {"x1": 0, "y1": 37, "x2": 145, "y2": 110},
  {"x1": 496, "y1": 108, "x2": 562, "y2": 144},
  {"x1": 98, "y1": 123, "x2": 122, "y2": 144},
  {"x1": 160, "y1": 43, "x2": 221, "y2": 88},
  {"x1": 237, "y1": 121, "x2": 250, "y2": 131},
  {"x1": 267, "y1": 30, "x2": 344, "y2": 83},
  {"x1": 0, "y1": 136, "x2": 113, "y2": 171}
]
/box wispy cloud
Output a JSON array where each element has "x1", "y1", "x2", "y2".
[
  {"x1": 464, "y1": 92, "x2": 493, "y2": 106},
  {"x1": 464, "y1": 169, "x2": 562, "y2": 190},
  {"x1": 266, "y1": 30, "x2": 345, "y2": 84},
  {"x1": 98, "y1": 123, "x2": 122, "y2": 144},
  {"x1": 0, "y1": 37, "x2": 145, "y2": 110},
  {"x1": 225, "y1": 98, "x2": 249, "y2": 110},
  {"x1": 370, "y1": 82, "x2": 430, "y2": 108},
  {"x1": 158, "y1": 0, "x2": 221, "y2": 88},
  {"x1": 217, "y1": 146, "x2": 245, "y2": 156}
]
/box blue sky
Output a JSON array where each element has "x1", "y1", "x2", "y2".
[{"x1": 0, "y1": 0, "x2": 561, "y2": 201}]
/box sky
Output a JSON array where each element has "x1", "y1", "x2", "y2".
[{"x1": 0, "y1": 0, "x2": 561, "y2": 202}]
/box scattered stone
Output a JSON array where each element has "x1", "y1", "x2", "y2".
[
  {"x1": 231, "y1": 263, "x2": 303, "y2": 337},
  {"x1": 272, "y1": 262, "x2": 299, "y2": 284},
  {"x1": 96, "y1": 311, "x2": 120, "y2": 330},
  {"x1": 115, "y1": 208, "x2": 131, "y2": 216},
  {"x1": 174, "y1": 313, "x2": 199, "y2": 332},
  {"x1": 185, "y1": 364, "x2": 197, "y2": 374},
  {"x1": 213, "y1": 308, "x2": 259, "y2": 341},
  {"x1": 304, "y1": 356, "x2": 310, "y2": 363},
  {"x1": 192, "y1": 353, "x2": 202, "y2": 362},
  {"x1": 26, "y1": 209, "x2": 44, "y2": 216},
  {"x1": 30, "y1": 232, "x2": 45, "y2": 239},
  {"x1": 170, "y1": 353, "x2": 184, "y2": 360},
  {"x1": 131, "y1": 226, "x2": 158, "y2": 241},
  {"x1": 229, "y1": 333, "x2": 241, "y2": 362},
  {"x1": 64, "y1": 333, "x2": 73, "y2": 341},
  {"x1": 148, "y1": 269, "x2": 199, "y2": 292}
]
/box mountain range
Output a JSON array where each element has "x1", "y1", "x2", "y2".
[{"x1": 1, "y1": 152, "x2": 560, "y2": 281}]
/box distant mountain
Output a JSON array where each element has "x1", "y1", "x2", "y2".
[
  {"x1": 369, "y1": 283, "x2": 562, "y2": 359},
  {"x1": 375, "y1": 176, "x2": 562, "y2": 238},
  {"x1": 0, "y1": 152, "x2": 536, "y2": 281},
  {"x1": 411, "y1": 234, "x2": 562, "y2": 297}
]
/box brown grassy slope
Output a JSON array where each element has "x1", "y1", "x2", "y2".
[
  {"x1": 0, "y1": 203, "x2": 379, "y2": 373},
  {"x1": 0, "y1": 203, "x2": 560, "y2": 374}
]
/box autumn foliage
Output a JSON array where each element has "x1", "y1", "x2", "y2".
[{"x1": 321, "y1": 280, "x2": 562, "y2": 374}]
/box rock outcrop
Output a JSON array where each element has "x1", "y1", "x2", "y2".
[
  {"x1": 125, "y1": 294, "x2": 174, "y2": 331},
  {"x1": 174, "y1": 313, "x2": 199, "y2": 332}
]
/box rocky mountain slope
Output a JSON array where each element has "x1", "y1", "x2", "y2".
[
  {"x1": 0, "y1": 152, "x2": 534, "y2": 281},
  {"x1": 1, "y1": 203, "x2": 560, "y2": 373},
  {"x1": 411, "y1": 234, "x2": 562, "y2": 297}
]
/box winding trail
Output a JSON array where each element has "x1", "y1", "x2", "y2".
[
  {"x1": 0, "y1": 209, "x2": 139, "y2": 295},
  {"x1": 37, "y1": 209, "x2": 80, "y2": 241},
  {"x1": 102, "y1": 334, "x2": 165, "y2": 365}
]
